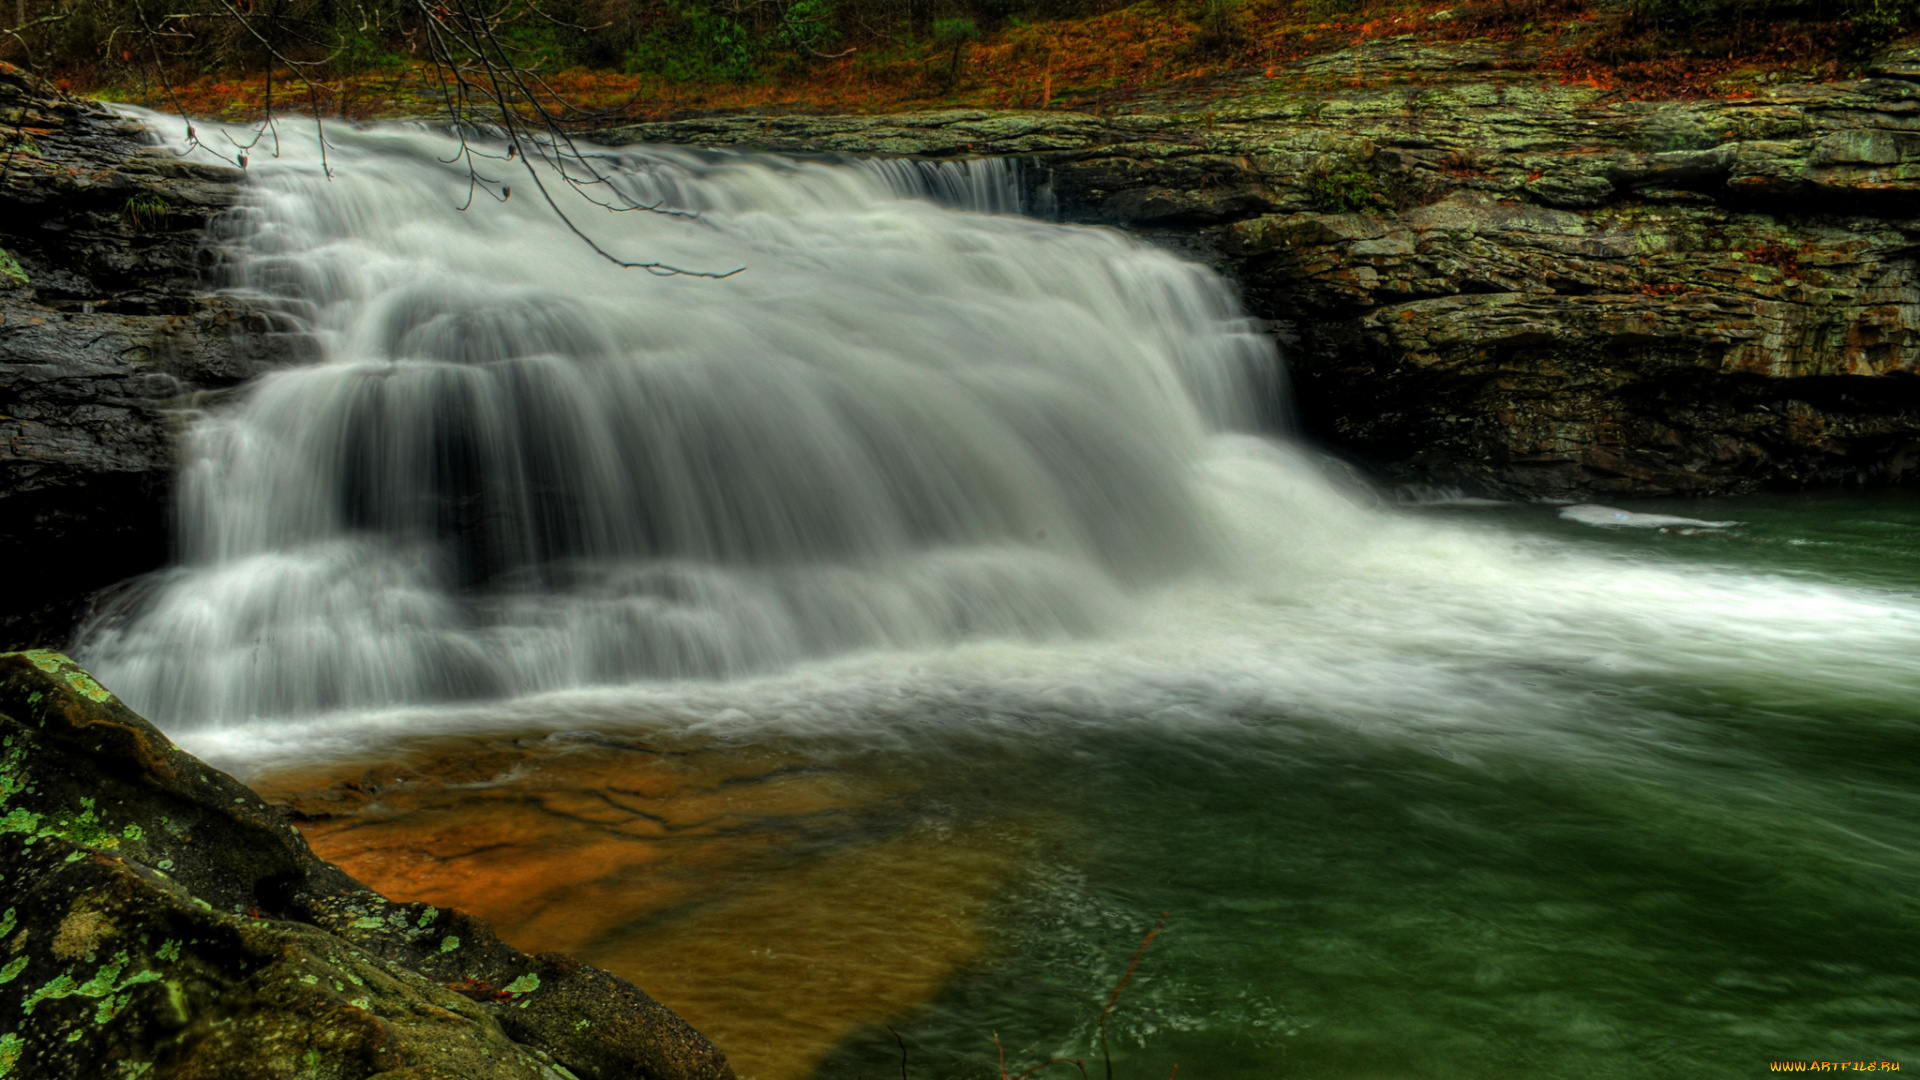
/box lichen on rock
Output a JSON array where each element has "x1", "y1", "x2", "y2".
[
  {"x1": 611, "y1": 44, "x2": 1920, "y2": 497},
  {"x1": 0, "y1": 650, "x2": 734, "y2": 1080}
]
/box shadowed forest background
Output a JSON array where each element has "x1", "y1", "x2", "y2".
[{"x1": 5, "y1": 0, "x2": 1920, "y2": 116}]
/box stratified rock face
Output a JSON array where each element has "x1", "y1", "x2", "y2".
[
  {"x1": 9, "y1": 48, "x2": 1920, "y2": 653},
  {"x1": 0, "y1": 64, "x2": 288, "y2": 650},
  {"x1": 0, "y1": 650, "x2": 735, "y2": 1080},
  {"x1": 615, "y1": 49, "x2": 1920, "y2": 497}
]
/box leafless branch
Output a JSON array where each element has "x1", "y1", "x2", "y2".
[{"x1": 104, "y1": 0, "x2": 743, "y2": 277}]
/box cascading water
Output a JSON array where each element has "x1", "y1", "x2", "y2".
[
  {"x1": 80, "y1": 127, "x2": 1273, "y2": 723},
  {"x1": 73, "y1": 112, "x2": 1920, "y2": 1079}
]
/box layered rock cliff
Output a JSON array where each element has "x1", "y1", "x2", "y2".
[
  {"x1": 9, "y1": 46, "x2": 1920, "y2": 650},
  {"x1": 0, "y1": 64, "x2": 283, "y2": 649},
  {"x1": 613, "y1": 41, "x2": 1920, "y2": 497}
]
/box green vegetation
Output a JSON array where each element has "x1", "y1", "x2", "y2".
[
  {"x1": 1, "y1": 0, "x2": 1914, "y2": 114},
  {"x1": 625, "y1": 6, "x2": 760, "y2": 82},
  {"x1": 1309, "y1": 167, "x2": 1374, "y2": 213},
  {"x1": 120, "y1": 193, "x2": 168, "y2": 230},
  {"x1": 932, "y1": 16, "x2": 981, "y2": 83},
  {"x1": 0, "y1": 0, "x2": 1067, "y2": 84}
]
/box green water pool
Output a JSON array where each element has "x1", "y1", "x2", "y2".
[{"x1": 800, "y1": 492, "x2": 1920, "y2": 1079}]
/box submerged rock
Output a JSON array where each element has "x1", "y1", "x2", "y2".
[{"x1": 0, "y1": 649, "x2": 734, "y2": 1080}]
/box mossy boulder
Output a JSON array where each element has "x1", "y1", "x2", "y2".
[{"x1": 0, "y1": 650, "x2": 734, "y2": 1080}]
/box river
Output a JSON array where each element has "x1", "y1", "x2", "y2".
[{"x1": 77, "y1": 111, "x2": 1920, "y2": 1079}]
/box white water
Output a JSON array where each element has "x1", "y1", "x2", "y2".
[
  {"x1": 1559, "y1": 504, "x2": 1742, "y2": 530},
  {"x1": 78, "y1": 112, "x2": 1920, "y2": 769}
]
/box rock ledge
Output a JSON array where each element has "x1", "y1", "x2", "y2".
[{"x1": 0, "y1": 649, "x2": 734, "y2": 1080}]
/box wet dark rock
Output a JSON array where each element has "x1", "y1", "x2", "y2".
[
  {"x1": 611, "y1": 43, "x2": 1920, "y2": 498},
  {"x1": 0, "y1": 649, "x2": 734, "y2": 1080},
  {"x1": 0, "y1": 64, "x2": 288, "y2": 650}
]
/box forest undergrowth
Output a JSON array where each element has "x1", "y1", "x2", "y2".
[{"x1": 4, "y1": 0, "x2": 1918, "y2": 120}]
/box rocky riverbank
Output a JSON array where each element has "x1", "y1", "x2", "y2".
[
  {"x1": 612, "y1": 39, "x2": 1920, "y2": 498},
  {"x1": 8, "y1": 45, "x2": 1920, "y2": 650},
  {"x1": 0, "y1": 64, "x2": 288, "y2": 649},
  {"x1": 0, "y1": 649, "x2": 733, "y2": 1079}
]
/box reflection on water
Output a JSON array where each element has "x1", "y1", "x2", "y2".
[
  {"x1": 76, "y1": 108, "x2": 1920, "y2": 1079},
  {"x1": 231, "y1": 495, "x2": 1920, "y2": 1080},
  {"x1": 253, "y1": 732, "x2": 1029, "y2": 1080}
]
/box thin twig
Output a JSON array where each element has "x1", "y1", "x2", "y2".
[
  {"x1": 887, "y1": 1024, "x2": 909, "y2": 1080},
  {"x1": 1, "y1": 12, "x2": 68, "y2": 70},
  {"x1": 1099, "y1": 911, "x2": 1170, "y2": 1080}
]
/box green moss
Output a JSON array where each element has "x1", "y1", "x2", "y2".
[
  {"x1": 502, "y1": 973, "x2": 540, "y2": 995},
  {"x1": 25, "y1": 953, "x2": 164, "y2": 1016},
  {"x1": 155, "y1": 940, "x2": 180, "y2": 962},
  {"x1": 95, "y1": 990, "x2": 133, "y2": 1023},
  {"x1": 0, "y1": 910, "x2": 15, "y2": 938},
  {"x1": 0, "y1": 248, "x2": 25, "y2": 287},
  {"x1": 22, "y1": 972, "x2": 77, "y2": 1014},
  {"x1": 0, "y1": 809, "x2": 42, "y2": 837},
  {"x1": 22, "y1": 652, "x2": 62, "y2": 675},
  {"x1": 121, "y1": 194, "x2": 170, "y2": 231},
  {"x1": 0, "y1": 740, "x2": 33, "y2": 804},
  {"x1": 1309, "y1": 168, "x2": 1376, "y2": 213},
  {"x1": 63, "y1": 670, "x2": 113, "y2": 704},
  {"x1": 161, "y1": 981, "x2": 189, "y2": 1026},
  {"x1": 439, "y1": 935, "x2": 460, "y2": 954},
  {"x1": 0, "y1": 1032, "x2": 19, "y2": 1078},
  {"x1": 0, "y1": 957, "x2": 28, "y2": 985},
  {"x1": 48, "y1": 801, "x2": 124, "y2": 852},
  {"x1": 77, "y1": 953, "x2": 163, "y2": 998}
]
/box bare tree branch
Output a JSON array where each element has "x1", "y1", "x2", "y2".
[{"x1": 101, "y1": 0, "x2": 742, "y2": 277}]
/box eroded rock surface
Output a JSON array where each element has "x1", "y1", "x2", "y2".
[
  {"x1": 0, "y1": 64, "x2": 286, "y2": 649},
  {"x1": 0, "y1": 650, "x2": 734, "y2": 1080},
  {"x1": 612, "y1": 46, "x2": 1920, "y2": 497}
]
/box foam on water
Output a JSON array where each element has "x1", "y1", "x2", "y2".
[
  {"x1": 75, "y1": 112, "x2": 1920, "y2": 773},
  {"x1": 1559, "y1": 503, "x2": 1743, "y2": 530}
]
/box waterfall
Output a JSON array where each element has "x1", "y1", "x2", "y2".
[
  {"x1": 78, "y1": 119, "x2": 1279, "y2": 725},
  {"x1": 857, "y1": 156, "x2": 1054, "y2": 217}
]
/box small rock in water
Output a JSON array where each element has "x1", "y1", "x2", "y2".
[{"x1": 1558, "y1": 504, "x2": 1742, "y2": 530}]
